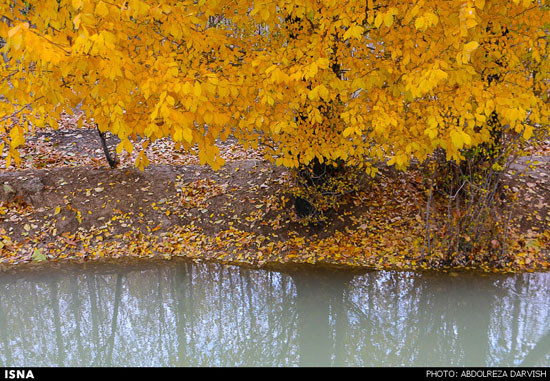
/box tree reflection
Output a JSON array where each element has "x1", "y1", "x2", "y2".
[
  {"x1": 48, "y1": 277, "x2": 65, "y2": 366},
  {"x1": 0, "y1": 261, "x2": 548, "y2": 366},
  {"x1": 290, "y1": 270, "x2": 353, "y2": 366},
  {"x1": 521, "y1": 331, "x2": 550, "y2": 366},
  {"x1": 105, "y1": 273, "x2": 123, "y2": 365},
  {"x1": 174, "y1": 262, "x2": 194, "y2": 366},
  {"x1": 0, "y1": 277, "x2": 13, "y2": 365}
]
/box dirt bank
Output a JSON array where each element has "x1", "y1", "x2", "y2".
[{"x1": 0, "y1": 120, "x2": 549, "y2": 272}]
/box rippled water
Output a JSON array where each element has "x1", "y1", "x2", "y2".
[{"x1": 0, "y1": 260, "x2": 549, "y2": 367}]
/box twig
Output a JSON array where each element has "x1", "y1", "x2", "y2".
[{"x1": 0, "y1": 96, "x2": 43, "y2": 122}]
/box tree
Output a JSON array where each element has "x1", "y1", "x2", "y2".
[{"x1": 0, "y1": 0, "x2": 548, "y2": 179}]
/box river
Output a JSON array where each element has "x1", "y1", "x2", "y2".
[{"x1": 0, "y1": 259, "x2": 549, "y2": 367}]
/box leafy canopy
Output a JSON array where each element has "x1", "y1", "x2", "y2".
[{"x1": 0, "y1": 0, "x2": 548, "y2": 171}]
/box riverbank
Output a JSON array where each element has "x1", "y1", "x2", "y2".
[{"x1": 1, "y1": 121, "x2": 549, "y2": 273}]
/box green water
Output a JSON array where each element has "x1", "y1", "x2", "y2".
[{"x1": 0, "y1": 260, "x2": 549, "y2": 367}]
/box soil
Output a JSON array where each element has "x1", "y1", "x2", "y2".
[{"x1": 0, "y1": 113, "x2": 549, "y2": 272}]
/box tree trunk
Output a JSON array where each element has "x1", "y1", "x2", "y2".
[{"x1": 96, "y1": 124, "x2": 119, "y2": 169}]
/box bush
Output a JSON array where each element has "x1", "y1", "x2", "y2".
[{"x1": 291, "y1": 158, "x2": 364, "y2": 224}]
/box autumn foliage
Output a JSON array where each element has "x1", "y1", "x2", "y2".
[{"x1": 0, "y1": 0, "x2": 549, "y2": 177}]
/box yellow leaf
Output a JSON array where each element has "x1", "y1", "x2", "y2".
[
  {"x1": 8, "y1": 25, "x2": 21, "y2": 38},
  {"x1": 123, "y1": 138, "x2": 133, "y2": 154},
  {"x1": 73, "y1": 14, "x2": 81, "y2": 29},
  {"x1": 523, "y1": 125, "x2": 533, "y2": 140},
  {"x1": 464, "y1": 41, "x2": 480, "y2": 52},
  {"x1": 193, "y1": 82, "x2": 202, "y2": 97},
  {"x1": 384, "y1": 12, "x2": 394, "y2": 27},
  {"x1": 461, "y1": 131, "x2": 471, "y2": 146},
  {"x1": 317, "y1": 84, "x2": 329, "y2": 101},
  {"x1": 308, "y1": 62, "x2": 318, "y2": 78},
  {"x1": 462, "y1": 41, "x2": 479, "y2": 63},
  {"x1": 415, "y1": 17, "x2": 425, "y2": 30},
  {"x1": 95, "y1": 1, "x2": 109, "y2": 17},
  {"x1": 465, "y1": 18, "x2": 477, "y2": 29},
  {"x1": 374, "y1": 13, "x2": 384, "y2": 29},
  {"x1": 450, "y1": 130, "x2": 464, "y2": 149},
  {"x1": 343, "y1": 24, "x2": 364, "y2": 40},
  {"x1": 182, "y1": 127, "x2": 193, "y2": 143},
  {"x1": 343, "y1": 127, "x2": 354, "y2": 137},
  {"x1": 317, "y1": 57, "x2": 330, "y2": 69},
  {"x1": 260, "y1": 8, "x2": 270, "y2": 21}
]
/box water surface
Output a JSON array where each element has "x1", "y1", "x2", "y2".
[{"x1": 0, "y1": 260, "x2": 549, "y2": 367}]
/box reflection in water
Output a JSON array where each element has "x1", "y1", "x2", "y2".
[{"x1": 0, "y1": 261, "x2": 549, "y2": 367}]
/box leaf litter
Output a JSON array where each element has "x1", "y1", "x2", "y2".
[{"x1": 0, "y1": 115, "x2": 548, "y2": 273}]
